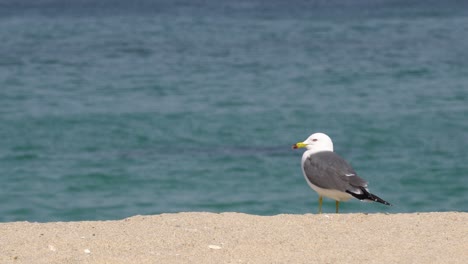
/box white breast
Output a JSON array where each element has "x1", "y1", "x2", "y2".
[{"x1": 301, "y1": 150, "x2": 353, "y2": 201}]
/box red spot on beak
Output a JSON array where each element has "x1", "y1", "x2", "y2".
[{"x1": 292, "y1": 144, "x2": 298, "y2": 149}]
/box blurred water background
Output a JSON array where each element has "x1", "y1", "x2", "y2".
[{"x1": 1, "y1": 0, "x2": 467, "y2": 222}]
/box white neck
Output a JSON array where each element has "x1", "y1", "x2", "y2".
[{"x1": 303, "y1": 148, "x2": 330, "y2": 157}]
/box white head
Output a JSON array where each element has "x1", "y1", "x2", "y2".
[{"x1": 292, "y1": 132, "x2": 334, "y2": 153}]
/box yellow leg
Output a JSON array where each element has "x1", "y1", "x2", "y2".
[
  {"x1": 318, "y1": 196, "x2": 323, "y2": 214},
  {"x1": 335, "y1": 201, "x2": 340, "y2": 213}
]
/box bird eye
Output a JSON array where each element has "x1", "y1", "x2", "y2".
[{"x1": 312, "y1": 139, "x2": 318, "y2": 142}]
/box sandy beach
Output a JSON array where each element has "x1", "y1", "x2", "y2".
[{"x1": 0, "y1": 212, "x2": 466, "y2": 263}]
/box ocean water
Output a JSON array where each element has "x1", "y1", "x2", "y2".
[{"x1": 1, "y1": 0, "x2": 467, "y2": 222}]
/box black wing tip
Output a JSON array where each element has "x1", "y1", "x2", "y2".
[
  {"x1": 374, "y1": 198, "x2": 392, "y2": 206},
  {"x1": 346, "y1": 188, "x2": 392, "y2": 206}
]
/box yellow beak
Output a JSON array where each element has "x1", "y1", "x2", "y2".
[{"x1": 292, "y1": 142, "x2": 307, "y2": 149}]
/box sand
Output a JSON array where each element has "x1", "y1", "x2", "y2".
[{"x1": 0, "y1": 212, "x2": 466, "y2": 264}]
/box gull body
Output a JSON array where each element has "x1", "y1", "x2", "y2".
[{"x1": 293, "y1": 132, "x2": 391, "y2": 213}]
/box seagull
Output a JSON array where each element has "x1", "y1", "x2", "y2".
[{"x1": 292, "y1": 132, "x2": 391, "y2": 213}]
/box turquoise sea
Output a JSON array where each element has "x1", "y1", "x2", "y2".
[{"x1": 1, "y1": 0, "x2": 468, "y2": 222}]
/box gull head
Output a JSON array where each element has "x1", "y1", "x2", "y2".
[{"x1": 292, "y1": 132, "x2": 334, "y2": 152}]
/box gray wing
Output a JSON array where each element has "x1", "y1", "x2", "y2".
[{"x1": 303, "y1": 151, "x2": 368, "y2": 193}]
